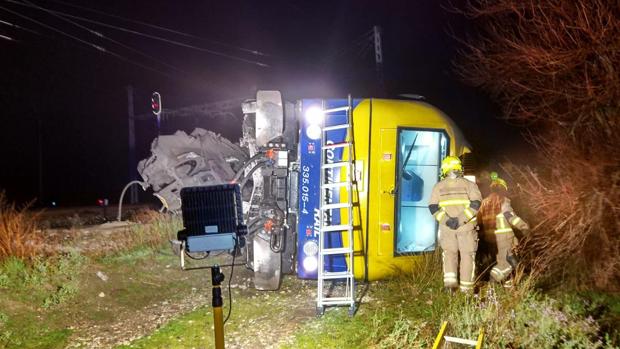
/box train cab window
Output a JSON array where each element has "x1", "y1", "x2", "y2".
[{"x1": 395, "y1": 129, "x2": 449, "y2": 254}]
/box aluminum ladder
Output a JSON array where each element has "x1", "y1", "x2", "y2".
[{"x1": 317, "y1": 95, "x2": 356, "y2": 316}]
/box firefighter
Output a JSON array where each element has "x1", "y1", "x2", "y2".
[
  {"x1": 429, "y1": 156, "x2": 482, "y2": 293},
  {"x1": 477, "y1": 172, "x2": 530, "y2": 287}
]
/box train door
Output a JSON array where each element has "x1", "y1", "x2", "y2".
[{"x1": 394, "y1": 129, "x2": 449, "y2": 254}]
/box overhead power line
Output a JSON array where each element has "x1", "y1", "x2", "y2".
[
  {"x1": 21, "y1": 0, "x2": 190, "y2": 77},
  {"x1": 0, "y1": 17, "x2": 39, "y2": 34},
  {"x1": 0, "y1": 4, "x2": 180, "y2": 81},
  {"x1": 331, "y1": 28, "x2": 374, "y2": 59},
  {"x1": 45, "y1": 0, "x2": 270, "y2": 57},
  {"x1": 0, "y1": 32, "x2": 14, "y2": 40},
  {"x1": 3, "y1": 0, "x2": 270, "y2": 68}
]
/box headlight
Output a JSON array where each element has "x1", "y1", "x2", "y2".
[
  {"x1": 304, "y1": 106, "x2": 323, "y2": 125},
  {"x1": 302, "y1": 240, "x2": 319, "y2": 256},
  {"x1": 306, "y1": 124, "x2": 322, "y2": 140},
  {"x1": 302, "y1": 256, "x2": 318, "y2": 272}
]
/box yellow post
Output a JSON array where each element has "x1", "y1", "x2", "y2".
[{"x1": 211, "y1": 265, "x2": 225, "y2": 349}]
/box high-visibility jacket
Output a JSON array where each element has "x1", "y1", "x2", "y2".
[
  {"x1": 492, "y1": 198, "x2": 529, "y2": 235},
  {"x1": 428, "y1": 177, "x2": 482, "y2": 232}
]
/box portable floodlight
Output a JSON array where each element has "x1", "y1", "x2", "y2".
[
  {"x1": 177, "y1": 183, "x2": 247, "y2": 258},
  {"x1": 176, "y1": 184, "x2": 247, "y2": 349}
]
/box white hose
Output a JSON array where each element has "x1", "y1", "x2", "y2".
[{"x1": 117, "y1": 180, "x2": 149, "y2": 221}]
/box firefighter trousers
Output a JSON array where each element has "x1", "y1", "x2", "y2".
[
  {"x1": 490, "y1": 232, "x2": 514, "y2": 282},
  {"x1": 439, "y1": 228, "x2": 478, "y2": 291}
]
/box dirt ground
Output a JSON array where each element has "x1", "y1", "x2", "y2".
[
  {"x1": 38, "y1": 215, "x2": 318, "y2": 349},
  {"x1": 66, "y1": 259, "x2": 317, "y2": 349}
]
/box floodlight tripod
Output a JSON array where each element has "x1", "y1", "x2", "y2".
[
  {"x1": 211, "y1": 265, "x2": 225, "y2": 349},
  {"x1": 180, "y1": 245, "x2": 245, "y2": 349}
]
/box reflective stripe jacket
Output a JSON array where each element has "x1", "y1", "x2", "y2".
[
  {"x1": 428, "y1": 177, "x2": 482, "y2": 232},
  {"x1": 493, "y1": 198, "x2": 529, "y2": 235}
]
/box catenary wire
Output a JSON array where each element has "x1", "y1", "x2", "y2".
[
  {"x1": 44, "y1": 0, "x2": 270, "y2": 57},
  {"x1": 0, "y1": 17, "x2": 39, "y2": 34},
  {"x1": 330, "y1": 28, "x2": 374, "y2": 59},
  {"x1": 3, "y1": 0, "x2": 270, "y2": 67},
  {"x1": 21, "y1": 0, "x2": 191, "y2": 77},
  {"x1": 1, "y1": 14, "x2": 237, "y2": 94},
  {"x1": 0, "y1": 5, "x2": 181, "y2": 81}
]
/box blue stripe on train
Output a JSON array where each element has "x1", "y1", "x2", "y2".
[{"x1": 297, "y1": 98, "x2": 360, "y2": 279}]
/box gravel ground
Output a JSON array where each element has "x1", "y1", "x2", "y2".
[
  {"x1": 41, "y1": 221, "x2": 317, "y2": 349},
  {"x1": 66, "y1": 268, "x2": 317, "y2": 349}
]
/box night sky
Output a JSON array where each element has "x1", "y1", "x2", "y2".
[{"x1": 0, "y1": 0, "x2": 525, "y2": 206}]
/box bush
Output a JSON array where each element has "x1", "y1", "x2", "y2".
[
  {"x1": 456, "y1": 0, "x2": 620, "y2": 291},
  {"x1": 0, "y1": 192, "x2": 43, "y2": 261},
  {"x1": 449, "y1": 285, "x2": 611, "y2": 348},
  {"x1": 502, "y1": 134, "x2": 620, "y2": 291}
]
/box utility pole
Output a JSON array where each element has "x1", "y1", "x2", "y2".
[
  {"x1": 126, "y1": 85, "x2": 139, "y2": 204},
  {"x1": 37, "y1": 117, "x2": 43, "y2": 203},
  {"x1": 373, "y1": 25, "x2": 385, "y2": 95}
]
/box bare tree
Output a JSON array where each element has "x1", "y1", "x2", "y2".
[{"x1": 456, "y1": 0, "x2": 620, "y2": 290}]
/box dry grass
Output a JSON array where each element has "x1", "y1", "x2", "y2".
[
  {"x1": 0, "y1": 192, "x2": 44, "y2": 261},
  {"x1": 129, "y1": 208, "x2": 165, "y2": 225},
  {"x1": 289, "y1": 250, "x2": 615, "y2": 348},
  {"x1": 125, "y1": 211, "x2": 181, "y2": 250},
  {"x1": 71, "y1": 211, "x2": 182, "y2": 258}
]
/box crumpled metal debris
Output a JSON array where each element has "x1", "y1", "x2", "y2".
[{"x1": 137, "y1": 128, "x2": 248, "y2": 212}]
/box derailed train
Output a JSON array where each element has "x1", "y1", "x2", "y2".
[{"x1": 138, "y1": 91, "x2": 474, "y2": 290}]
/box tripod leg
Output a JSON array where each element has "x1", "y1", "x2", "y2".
[
  {"x1": 211, "y1": 265, "x2": 225, "y2": 349},
  {"x1": 213, "y1": 303, "x2": 224, "y2": 349}
]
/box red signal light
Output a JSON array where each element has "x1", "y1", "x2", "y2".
[{"x1": 151, "y1": 92, "x2": 162, "y2": 116}]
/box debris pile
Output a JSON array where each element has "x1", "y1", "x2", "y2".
[{"x1": 138, "y1": 128, "x2": 248, "y2": 212}]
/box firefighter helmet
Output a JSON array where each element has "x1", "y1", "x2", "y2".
[
  {"x1": 490, "y1": 173, "x2": 508, "y2": 191},
  {"x1": 441, "y1": 156, "x2": 462, "y2": 176}
]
